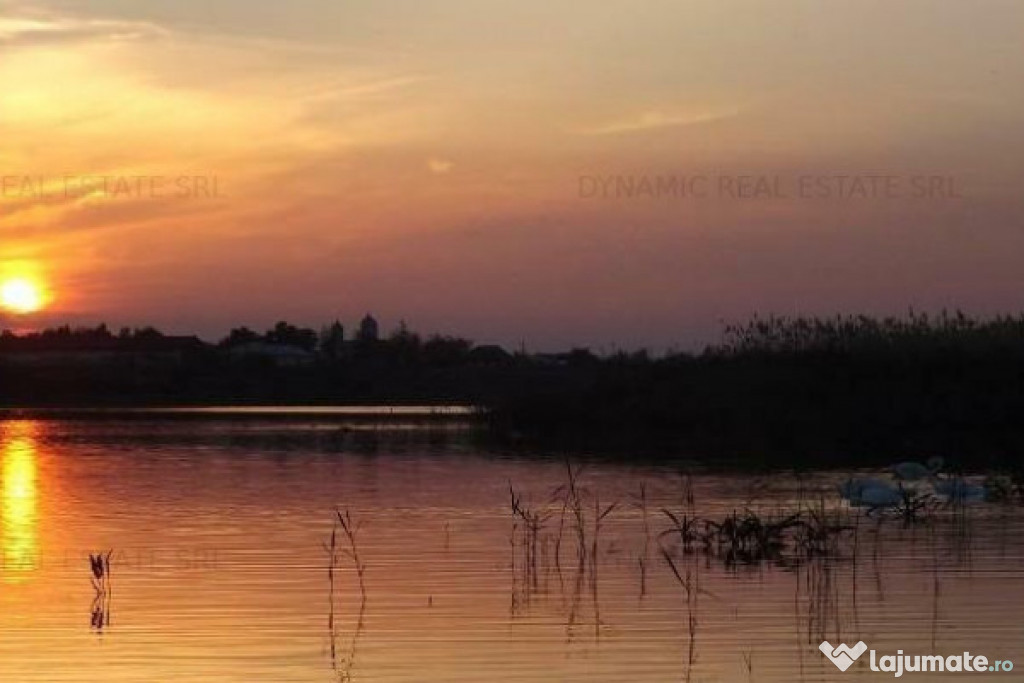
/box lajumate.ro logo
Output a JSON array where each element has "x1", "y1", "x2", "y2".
[{"x1": 820, "y1": 641, "x2": 1015, "y2": 677}]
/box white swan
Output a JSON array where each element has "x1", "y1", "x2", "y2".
[
  {"x1": 839, "y1": 477, "x2": 904, "y2": 507},
  {"x1": 889, "y1": 456, "x2": 944, "y2": 481}
]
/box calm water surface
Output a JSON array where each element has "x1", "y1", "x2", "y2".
[{"x1": 1, "y1": 418, "x2": 1022, "y2": 681}]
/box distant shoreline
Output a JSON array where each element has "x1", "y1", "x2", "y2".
[{"x1": 0, "y1": 404, "x2": 483, "y2": 421}]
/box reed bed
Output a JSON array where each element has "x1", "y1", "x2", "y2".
[
  {"x1": 88, "y1": 550, "x2": 113, "y2": 632},
  {"x1": 502, "y1": 460, "x2": 1008, "y2": 663},
  {"x1": 507, "y1": 465, "x2": 970, "y2": 584},
  {"x1": 324, "y1": 509, "x2": 368, "y2": 682}
]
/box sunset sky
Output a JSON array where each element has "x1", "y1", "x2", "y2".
[{"x1": 1, "y1": 0, "x2": 1022, "y2": 350}]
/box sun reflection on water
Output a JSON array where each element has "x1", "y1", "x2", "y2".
[{"x1": 1, "y1": 422, "x2": 39, "y2": 580}]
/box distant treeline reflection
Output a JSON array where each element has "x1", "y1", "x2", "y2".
[{"x1": 3, "y1": 311, "x2": 1024, "y2": 464}]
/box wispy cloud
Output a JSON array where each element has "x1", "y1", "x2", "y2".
[
  {"x1": 0, "y1": 14, "x2": 167, "y2": 47},
  {"x1": 575, "y1": 108, "x2": 740, "y2": 136},
  {"x1": 428, "y1": 158, "x2": 455, "y2": 174}
]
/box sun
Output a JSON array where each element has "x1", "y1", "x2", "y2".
[{"x1": 0, "y1": 278, "x2": 46, "y2": 314}]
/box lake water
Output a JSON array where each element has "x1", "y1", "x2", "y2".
[{"x1": 1, "y1": 417, "x2": 1022, "y2": 681}]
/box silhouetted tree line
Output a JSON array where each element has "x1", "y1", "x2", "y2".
[
  {"x1": 215, "y1": 320, "x2": 480, "y2": 365},
  {"x1": 221, "y1": 322, "x2": 319, "y2": 351},
  {"x1": 711, "y1": 310, "x2": 1024, "y2": 358},
  {"x1": 0, "y1": 324, "x2": 180, "y2": 351},
  {"x1": 490, "y1": 310, "x2": 1024, "y2": 465},
  {"x1": 4, "y1": 311, "x2": 1024, "y2": 464},
  {"x1": 0, "y1": 320, "x2": 484, "y2": 364}
]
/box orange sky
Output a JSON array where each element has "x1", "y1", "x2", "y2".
[{"x1": 1, "y1": 0, "x2": 1023, "y2": 349}]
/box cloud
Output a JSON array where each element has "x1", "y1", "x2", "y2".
[
  {"x1": 0, "y1": 14, "x2": 167, "y2": 47},
  {"x1": 330, "y1": 76, "x2": 429, "y2": 99},
  {"x1": 428, "y1": 158, "x2": 454, "y2": 174},
  {"x1": 575, "y1": 108, "x2": 740, "y2": 136}
]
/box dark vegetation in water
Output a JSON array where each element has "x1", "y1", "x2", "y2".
[
  {"x1": 88, "y1": 550, "x2": 113, "y2": 633},
  {"x1": 3, "y1": 311, "x2": 1024, "y2": 465},
  {"x1": 501, "y1": 462, "x2": 1015, "y2": 667},
  {"x1": 324, "y1": 508, "x2": 366, "y2": 681},
  {"x1": 492, "y1": 312, "x2": 1024, "y2": 466}
]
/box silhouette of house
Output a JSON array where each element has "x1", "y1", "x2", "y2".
[
  {"x1": 321, "y1": 321, "x2": 345, "y2": 357},
  {"x1": 228, "y1": 341, "x2": 315, "y2": 367},
  {"x1": 468, "y1": 344, "x2": 512, "y2": 365},
  {"x1": 357, "y1": 314, "x2": 379, "y2": 342}
]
